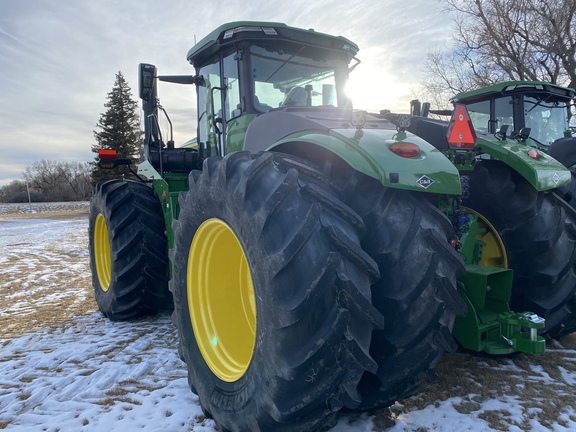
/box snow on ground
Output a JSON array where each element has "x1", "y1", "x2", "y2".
[
  {"x1": 1, "y1": 203, "x2": 576, "y2": 431},
  {"x1": 0, "y1": 209, "x2": 92, "y2": 338}
]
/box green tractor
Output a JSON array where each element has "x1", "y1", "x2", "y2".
[
  {"x1": 408, "y1": 81, "x2": 576, "y2": 339},
  {"x1": 89, "y1": 22, "x2": 554, "y2": 431}
]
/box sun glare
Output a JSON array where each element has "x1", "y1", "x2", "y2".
[{"x1": 346, "y1": 60, "x2": 413, "y2": 113}]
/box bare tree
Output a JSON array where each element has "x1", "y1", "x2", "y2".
[
  {"x1": 15, "y1": 160, "x2": 92, "y2": 202},
  {"x1": 420, "y1": 0, "x2": 576, "y2": 105},
  {"x1": 0, "y1": 180, "x2": 32, "y2": 203},
  {"x1": 24, "y1": 160, "x2": 66, "y2": 197},
  {"x1": 61, "y1": 162, "x2": 92, "y2": 200}
]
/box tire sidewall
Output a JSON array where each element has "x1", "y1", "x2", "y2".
[
  {"x1": 171, "y1": 178, "x2": 283, "y2": 426},
  {"x1": 89, "y1": 181, "x2": 117, "y2": 315}
]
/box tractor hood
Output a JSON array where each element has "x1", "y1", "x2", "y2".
[{"x1": 244, "y1": 107, "x2": 462, "y2": 194}]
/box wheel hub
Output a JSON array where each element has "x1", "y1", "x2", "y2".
[
  {"x1": 94, "y1": 213, "x2": 112, "y2": 292},
  {"x1": 187, "y1": 218, "x2": 256, "y2": 382},
  {"x1": 464, "y1": 207, "x2": 508, "y2": 268}
]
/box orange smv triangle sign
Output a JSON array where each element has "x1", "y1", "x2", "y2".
[{"x1": 446, "y1": 104, "x2": 477, "y2": 149}]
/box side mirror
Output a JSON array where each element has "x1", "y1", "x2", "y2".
[{"x1": 139, "y1": 63, "x2": 157, "y2": 102}]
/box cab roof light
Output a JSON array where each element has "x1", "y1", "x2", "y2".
[
  {"x1": 446, "y1": 104, "x2": 477, "y2": 149},
  {"x1": 223, "y1": 26, "x2": 276, "y2": 39},
  {"x1": 504, "y1": 84, "x2": 544, "y2": 92}
]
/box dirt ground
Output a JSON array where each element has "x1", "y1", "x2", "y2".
[
  {"x1": 0, "y1": 201, "x2": 97, "y2": 338},
  {"x1": 373, "y1": 332, "x2": 576, "y2": 431},
  {"x1": 2, "y1": 202, "x2": 576, "y2": 431}
]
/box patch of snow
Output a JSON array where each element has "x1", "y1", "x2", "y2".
[{"x1": 1, "y1": 212, "x2": 576, "y2": 431}]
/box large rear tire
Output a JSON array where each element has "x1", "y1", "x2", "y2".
[
  {"x1": 554, "y1": 172, "x2": 576, "y2": 337},
  {"x1": 169, "y1": 152, "x2": 384, "y2": 432},
  {"x1": 462, "y1": 161, "x2": 576, "y2": 338},
  {"x1": 89, "y1": 180, "x2": 171, "y2": 320},
  {"x1": 339, "y1": 172, "x2": 466, "y2": 411}
]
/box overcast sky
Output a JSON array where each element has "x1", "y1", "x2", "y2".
[{"x1": 0, "y1": 0, "x2": 453, "y2": 186}]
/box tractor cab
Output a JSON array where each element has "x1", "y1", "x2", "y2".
[
  {"x1": 450, "y1": 81, "x2": 576, "y2": 169},
  {"x1": 139, "y1": 22, "x2": 359, "y2": 173},
  {"x1": 451, "y1": 81, "x2": 574, "y2": 146}
]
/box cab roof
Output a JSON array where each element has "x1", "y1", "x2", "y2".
[
  {"x1": 451, "y1": 80, "x2": 575, "y2": 104},
  {"x1": 186, "y1": 21, "x2": 359, "y2": 67}
]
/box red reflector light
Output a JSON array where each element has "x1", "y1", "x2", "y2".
[
  {"x1": 527, "y1": 149, "x2": 540, "y2": 160},
  {"x1": 389, "y1": 142, "x2": 421, "y2": 158},
  {"x1": 98, "y1": 149, "x2": 117, "y2": 159},
  {"x1": 447, "y1": 104, "x2": 477, "y2": 149}
]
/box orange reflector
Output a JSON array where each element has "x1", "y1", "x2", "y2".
[
  {"x1": 447, "y1": 104, "x2": 477, "y2": 149},
  {"x1": 389, "y1": 142, "x2": 421, "y2": 158},
  {"x1": 98, "y1": 162, "x2": 116, "y2": 169},
  {"x1": 527, "y1": 149, "x2": 540, "y2": 160},
  {"x1": 98, "y1": 149, "x2": 117, "y2": 159}
]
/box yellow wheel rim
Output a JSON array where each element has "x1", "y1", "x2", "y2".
[
  {"x1": 464, "y1": 207, "x2": 508, "y2": 268},
  {"x1": 94, "y1": 213, "x2": 112, "y2": 292},
  {"x1": 187, "y1": 218, "x2": 256, "y2": 382}
]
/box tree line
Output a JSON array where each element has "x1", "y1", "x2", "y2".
[
  {"x1": 1, "y1": 71, "x2": 143, "y2": 203},
  {"x1": 0, "y1": 161, "x2": 92, "y2": 203}
]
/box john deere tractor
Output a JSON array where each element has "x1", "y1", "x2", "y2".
[
  {"x1": 89, "y1": 22, "x2": 555, "y2": 431},
  {"x1": 408, "y1": 81, "x2": 576, "y2": 339}
]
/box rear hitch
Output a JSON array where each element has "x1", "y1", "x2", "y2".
[{"x1": 452, "y1": 265, "x2": 546, "y2": 355}]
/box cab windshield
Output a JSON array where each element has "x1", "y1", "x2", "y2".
[
  {"x1": 249, "y1": 42, "x2": 350, "y2": 111},
  {"x1": 524, "y1": 97, "x2": 570, "y2": 146}
]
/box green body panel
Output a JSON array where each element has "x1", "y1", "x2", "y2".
[
  {"x1": 453, "y1": 265, "x2": 546, "y2": 354},
  {"x1": 475, "y1": 136, "x2": 571, "y2": 190},
  {"x1": 457, "y1": 213, "x2": 483, "y2": 266},
  {"x1": 138, "y1": 161, "x2": 189, "y2": 249},
  {"x1": 270, "y1": 129, "x2": 462, "y2": 195},
  {"x1": 226, "y1": 114, "x2": 256, "y2": 153},
  {"x1": 451, "y1": 211, "x2": 546, "y2": 355}
]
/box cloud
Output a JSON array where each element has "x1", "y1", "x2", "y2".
[{"x1": 0, "y1": 0, "x2": 454, "y2": 186}]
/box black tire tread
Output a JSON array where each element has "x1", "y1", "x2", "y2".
[
  {"x1": 339, "y1": 172, "x2": 467, "y2": 411},
  {"x1": 169, "y1": 152, "x2": 383, "y2": 432},
  {"x1": 89, "y1": 180, "x2": 171, "y2": 320}
]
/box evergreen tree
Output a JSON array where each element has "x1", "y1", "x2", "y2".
[{"x1": 91, "y1": 71, "x2": 142, "y2": 184}]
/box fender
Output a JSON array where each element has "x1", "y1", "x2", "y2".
[
  {"x1": 243, "y1": 109, "x2": 462, "y2": 195},
  {"x1": 476, "y1": 136, "x2": 571, "y2": 191}
]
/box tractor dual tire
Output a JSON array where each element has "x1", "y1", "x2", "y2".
[
  {"x1": 552, "y1": 172, "x2": 576, "y2": 338},
  {"x1": 463, "y1": 161, "x2": 576, "y2": 338},
  {"x1": 89, "y1": 180, "x2": 171, "y2": 321},
  {"x1": 339, "y1": 173, "x2": 467, "y2": 411},
  {"x1": 169, "y1": 152, "x2": 384, "y2": 432}
]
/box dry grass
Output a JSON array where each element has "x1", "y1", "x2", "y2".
[
  {"x1": 0, "y1": 205, "x2": 97, "y2": 339},
  {"x1": 0, "y1": 201, "x2": 89, "y2": 218}
]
